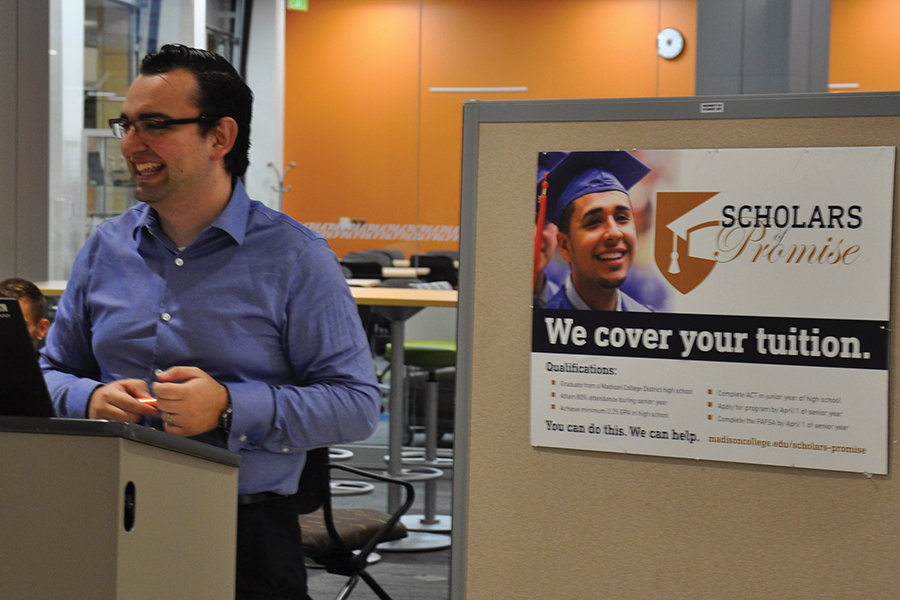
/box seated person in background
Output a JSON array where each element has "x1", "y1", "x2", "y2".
[
  {"x1": 543, "y1": 150, "x2": 653, "y2": 312},
  {"x1": 40, "y1": 44, "x2": 380, "y2": 600},
  {"x1": 0, "y1": 278, "x2": 50, "y2": 348}
]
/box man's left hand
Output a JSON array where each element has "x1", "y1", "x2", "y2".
[{"x1": 152, "y1": 366, "x2": 229, "y2": 437}]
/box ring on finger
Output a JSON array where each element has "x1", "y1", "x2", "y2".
[{"x1": 166, "y1": 412, "x2": 174, "y2": 426}]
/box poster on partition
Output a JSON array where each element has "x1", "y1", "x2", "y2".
[{"x1": 530, "y1": 147, "x2": 893, "y2": 474}]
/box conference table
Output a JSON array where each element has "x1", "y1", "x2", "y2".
[{"x1": 36, "y1": 280, "x2": 458, "y2": 542}]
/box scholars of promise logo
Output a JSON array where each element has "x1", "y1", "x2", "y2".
[{"x1": 654, "y1": 192, "x2": 862, "y2": 295}]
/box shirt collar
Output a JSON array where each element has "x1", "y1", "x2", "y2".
[
  {"x1": 210, "y1": 179, "x2": 250, "y2": 246},
  {"x1": 564, "y1": 274, "x2": 622, "y2": 311},
  {"x1": 132, "y1": 179, "x2": 251, "y2": 247}
]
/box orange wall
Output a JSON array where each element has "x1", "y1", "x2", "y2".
[
  {"x1": 830, "y1": 0, "x2": 900, "y2": 93},
  {"x1": 285, "y1": 0, "x2": 697, "y2": 258}
]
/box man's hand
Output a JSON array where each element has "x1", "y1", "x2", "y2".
[
  {"x1": 153, "y1": 367, "x2": 229, "y2": 437},
  {"x1": 88, "y1": 379, "x2": 159, "y2": 422}
]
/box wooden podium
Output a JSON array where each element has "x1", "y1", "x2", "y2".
[{"x1": 0, "y1": 417, "x2": 241, "y2": 599}]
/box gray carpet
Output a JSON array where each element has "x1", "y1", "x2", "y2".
[{"x1": 307, "y1": 548, "x2": 451, "y2": 600}]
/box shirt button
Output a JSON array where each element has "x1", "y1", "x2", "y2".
[
  {"x1": 161, "y1": 312, "x2": 172, "y2": 322},
  {"x1": 239, "y1": 435, "x2": 247, "y2": 442},
  {"x1": 282, "y1": 447, "x2": 290, "y2": 453},
  {"x1": 174, "y1": 258, "x2": 184, "y2": 266}
]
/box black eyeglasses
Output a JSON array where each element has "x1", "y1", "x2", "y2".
[{"x1": 108, "y1": 115, "x2": 222, "y2": 140}]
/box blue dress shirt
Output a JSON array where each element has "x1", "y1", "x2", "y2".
[{"x1": 41, "y1": 181, "x2": 381, "y2": 495}]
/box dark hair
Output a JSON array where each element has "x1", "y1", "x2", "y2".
[
  {"x1": 0, "y1": 278, "x2": 47, "y2": 321},
  {"x1": 558, "y1": 202, "x2": 577, "y2": 237},
  {"x1": 140, "y1": 44, "x2": 253, "y2": 177}
]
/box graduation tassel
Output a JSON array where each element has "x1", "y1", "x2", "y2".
[
  {"x1": 668, "y1": 231, "x2": 681, "y2": 274},
  {"x1": 533, "y1": 174, "x2": 549, "y2": 288}
]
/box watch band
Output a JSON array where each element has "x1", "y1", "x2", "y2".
[{"x1": 219, "y1": 387, "x2": 233, "y2": 434}]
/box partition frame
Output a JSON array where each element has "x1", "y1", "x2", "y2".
[{"x1": 452, "y1": 92, "x2": 900, "y2": 600}]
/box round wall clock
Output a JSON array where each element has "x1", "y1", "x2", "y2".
[{"x1": 657, "y1": 28, "x2": 685, "y2": 60}]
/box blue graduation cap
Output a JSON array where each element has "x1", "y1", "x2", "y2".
[{"x1": 545, "y1": 150, "x2": 651, "y2": 226}]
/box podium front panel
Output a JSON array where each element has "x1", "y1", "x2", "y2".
[{"x1": 0, "y1": 420, "x2": 239, "y2": 599}]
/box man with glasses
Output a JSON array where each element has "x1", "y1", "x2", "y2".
[{"x1": 41, "y1": 44, "x2": 380, "y2": 600}]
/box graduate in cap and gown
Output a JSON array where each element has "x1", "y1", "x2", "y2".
[{"x1": 541, "y1": 150, "x2": 653, "y2": 311}]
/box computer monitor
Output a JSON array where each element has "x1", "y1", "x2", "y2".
[{"x1": 0, "y1": 297, "x2": 56, "y2": 417}]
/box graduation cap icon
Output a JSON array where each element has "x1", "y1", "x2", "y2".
[
  {"x1": 654, "y1": 191, "x2": 722, "y2": 294},
  {"x1": 664, "y1": 194, "x2": 723, "y2": 272}
]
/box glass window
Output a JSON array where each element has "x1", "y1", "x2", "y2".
[
  {"x1": 84, "y1": 0, "x2": 144, "y2": 225},
  {"x1": 207, "y1": 0, "x2": 245, "y2": 75},
  {"x1": 50, "y1": 0, "x2": 244, "y2": 279}
]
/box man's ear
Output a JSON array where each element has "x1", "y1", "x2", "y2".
[
  {"x1": 209, "y1": 117, "x2": 238, "y2": 161},
  {"x1": 557, "y1": 230, "x2": 573, "y2": 263},
  {"x1": 37, "y1": 318, "x2": 49, "y2": 342}
]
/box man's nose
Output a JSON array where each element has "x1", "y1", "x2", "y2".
[
  {"x1": 603, "y1": 219, "x2": 623, "y2": 241},
  {"x1": 119, "y1": 126, "x2": 147, "y2": 155}
]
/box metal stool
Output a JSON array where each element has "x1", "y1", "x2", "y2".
[
  {"x1": 328, "y1": 448, "x2": 375, "y2": 497},
  {"x1": 375, "y1": 463, "x2": 450, "y2": 552},
  {"x1": 385, "y1": 340, "x2": 456, "y2": 534}
]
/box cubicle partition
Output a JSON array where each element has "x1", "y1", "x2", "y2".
[{"x1": 451, "y1": 93, "x2": 900, "y2": 599}]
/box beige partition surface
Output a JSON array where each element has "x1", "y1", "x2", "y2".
[{"x1": 452, "y1": 95, "x2": 900, "y2": 600}]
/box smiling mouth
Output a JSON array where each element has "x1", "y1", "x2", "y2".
[
  {"x1": 134, "y1": 162, "x2": 164, "y2": 176},
  {"x1": 598, "y1": 250, "x2": 627, "y2": 261}
]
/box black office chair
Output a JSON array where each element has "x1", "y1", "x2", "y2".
[
  {"x1": 342, "y1": 252, "x2": 394, "y2": 353},
  {"x1": 344, "y1": 250, "x2": 393, "y2": 267},
  {"x1": 340, "y1": 258, "x2": 384, "y2": 279},
  {"x1": 294, "y1": 447, "x2": 415, "y2": 600},
  {"x1": 364, "y1": 248, "x2": 405, "y2": 264},
  {"x1": 409, "y1": 254, "x2": 458, "y2": 287},
  {"x1": 341, "y1": 250, "x2": 395, "y2": 279},
  {"x1": 422, "y1": 249, "x2": 459, "y2": 262}
]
